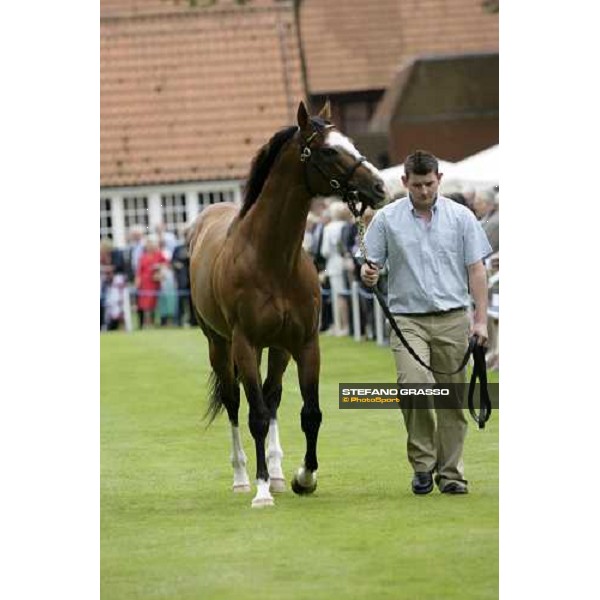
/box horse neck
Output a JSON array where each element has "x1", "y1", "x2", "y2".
[{"x1": 244, "y1": 143, "x2": 312, "y2": 275}]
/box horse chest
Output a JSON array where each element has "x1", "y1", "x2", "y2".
[{"x1": 240, "y1": 292, "x2": 317, "y2": 347}]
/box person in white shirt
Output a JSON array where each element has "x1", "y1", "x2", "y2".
[
  {"x1": 321, "y1": 201, "x2": 353, "y2": 336},
  {"x1": 155, "y1": 222, "x2": 178, "y2": 260},
  {"x1": 360, "y1": 150, "x2": 492, "y2": 495}
]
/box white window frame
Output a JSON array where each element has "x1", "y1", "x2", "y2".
[
  {"x1": 100, "y1": 197, "x2": 114, "y2": 240},
  {"x1": 100, "y1": 180, "x2": 242, "y2": 248},
  {"x1": 122, "y1": 195, "x2": 150, "y2": 237},
  {"x1": 160, "y1": 192, "x2": 189, "y2": 239},
  {"x1": 198, "y1": 188, "x2": 237, "y2": 211}
]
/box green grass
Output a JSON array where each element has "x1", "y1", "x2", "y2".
[{"x1": 101, "y1": 330, "x2": 498, "y2": 600}]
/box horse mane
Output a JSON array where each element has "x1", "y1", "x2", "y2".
[{"x1": 238, "y1": 125, "x2": 298, "y2": 219}]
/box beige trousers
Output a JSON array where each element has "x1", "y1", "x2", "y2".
[{"x1": 390, "y1": 310, "x2": 469, "y2": 489}]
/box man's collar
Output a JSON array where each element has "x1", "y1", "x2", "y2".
[{"x1": 408, "y1": 194, "x2": 440, "y2": 214}]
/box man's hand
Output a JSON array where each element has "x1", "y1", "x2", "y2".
[
  {"x1": 360, "y1": 262, "x2": 380, "y2": 287},
  {"x1": 470, "y1": 321, "x2": 488, "y2": 347}
]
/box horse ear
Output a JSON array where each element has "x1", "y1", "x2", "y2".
[
  {"x1": 297, "y1": 101, "x2": 310, "y2": 130},
  {"x1": 318, "y1": 99, "x2": 331, "y2": 121}
]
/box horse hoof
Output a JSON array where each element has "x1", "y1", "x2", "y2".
[
  {"x1": 269, "y1": 478, "x2": 286, "y2": 493},
  {"x1": 233, "y1": 484, "x2": 251, "y2": 493},
  {"x1": 251, "y1": 496, "x2": 275, "y2": 508},
  {"x1": 291, "y1": 475, "x2": 317, "y2": 495}
]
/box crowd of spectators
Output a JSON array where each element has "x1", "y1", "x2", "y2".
[
  {"x1": 303, "y1": 184, "x2": 500, "y2": 367},
  {"x1": 100, "y1": 223, "x2": 197, "y2": 331},
  {"x1": 303, "y1": 197, "x2": 380, "y2": 340},
  {"x1": 101, "y1": 185, "x2": 499, "y2": 369}
]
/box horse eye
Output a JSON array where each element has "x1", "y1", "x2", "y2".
[{"x1": 321, "y1": 147, "x2": 337, "y2": 157}]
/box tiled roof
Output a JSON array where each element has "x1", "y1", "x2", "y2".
[
  {"x1": 101, "y1": 0, "x2": 194, "y2": 19},
  {"x1": 101, "y1": 1, "x2": 304, "y2": 187},
  {"x1": 299, "y1": 0, "x2": 499, "y2": 94},
  {"x1": 370, "y1": 52, "x2": 499, "y2": 132},
  {"x1": 101, "y1": 0, "x2": 278, "y2": 19}
]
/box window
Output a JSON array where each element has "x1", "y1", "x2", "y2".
[
  {"x1": 122, "y1": 195, "x2": 149, "y2": 235},
  {"x1": 161, "y1": 193, "x2": 188, "y2": 239},
  {"x1": 100, "y1": 197, "x2": 113, "y2": 240},
  {"x1": 198, "y1": 189, "x2": 236, "y2": 210}
]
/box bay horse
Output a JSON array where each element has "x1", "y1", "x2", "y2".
[{"x1": 189, "y1": 101, "x2": 387, "y2": 507}]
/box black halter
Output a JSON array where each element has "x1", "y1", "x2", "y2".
[{"x1": 300, "y1": 128, "x2": 368, "y2": 216}]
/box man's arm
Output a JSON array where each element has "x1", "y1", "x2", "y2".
[{"x1": 467, "y1": 260, "x2": 488, "y2": 345}]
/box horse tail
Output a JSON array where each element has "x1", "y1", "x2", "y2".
[
  {"x1": 204, "y1": 362, "x2": 240, "y2": 426},
  {"x1": 204, "y1": 371, "x2": 226, "y2": 425}
]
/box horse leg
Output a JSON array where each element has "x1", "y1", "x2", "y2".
[
  {"x1": 232, "y1": 330, "x2": 273, "y2": 508},
  {"x1": 263, "y1": 347, "x2": 291, "y2": 493},
  {"x1": 224, "y1": 378, "x2": 250, "y2": 494},
  {"x1": 204, "y1": 326, "x2": 250, "y2": 493},
  {"x1": 291, "y1": 336, "x2": 322, "y2": 495}
]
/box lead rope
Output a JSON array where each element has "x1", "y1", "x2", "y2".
[{"x1": 355, "y1": 214, "x2": 492, "y2": 429}]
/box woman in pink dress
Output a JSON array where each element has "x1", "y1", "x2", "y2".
[{"x1": 135, "y1": 236, "x2": 166, "y2": 328}]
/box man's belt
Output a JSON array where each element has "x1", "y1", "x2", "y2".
[{"x1": 394, "y1": 306, "x2": 467, "y2": 318}]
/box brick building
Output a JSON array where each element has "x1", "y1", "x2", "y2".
[
  {"x1": 101, "y1": 0, "x2": 498, "y2": 245},
  {"x1": 101, "y1": 0, "x2": 304, "y2": 246},
  {"x1": 300, "y1": 0, "x2": 498, "y2": 165}
]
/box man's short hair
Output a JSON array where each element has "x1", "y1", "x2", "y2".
[{"x1": 404, "y1": 150, "x2": 439, "y2": 176}]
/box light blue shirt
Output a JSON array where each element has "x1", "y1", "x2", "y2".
[{"x1": 358, "y1": 195, "x2": 492, "y2": 313}]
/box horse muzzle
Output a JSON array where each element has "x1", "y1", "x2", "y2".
[{"x1": 357, "y1": 181, "x2": 387, "y2": 210}]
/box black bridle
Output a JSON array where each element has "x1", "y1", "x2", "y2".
[{"x1": 300, "y1": 127, "x2": 369, "y2": 216}]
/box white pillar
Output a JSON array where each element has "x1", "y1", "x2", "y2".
[
  {"x1": 351, "y1": 281, "x2": 361, "y2": 342},
  {"x1": 148, "y1": 191, "x2": 162, "y2": 229},
  {"x1": 111, "y1": 195, "x2": 126, "y2": 248},
  {"x1": 233, "y1": 184, "x2": 243, "y2": 206},
  {"x1": 374, "y1": 296, "x2": 385, "y2": 346},
  {"x1": 186, "y1": 189, "x2": 200, "y2": 224}
]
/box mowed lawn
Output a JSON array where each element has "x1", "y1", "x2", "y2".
[{"x1": 101, "y1": 329, "x2": 498, "y2": 600}]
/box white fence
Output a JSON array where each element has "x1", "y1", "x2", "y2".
[
  {"x1": 103, "y1": 269, "x2": 499, "y2": 358},
  {"x1": 319, "y1": 265, "x2": 498, "y2": 349}
]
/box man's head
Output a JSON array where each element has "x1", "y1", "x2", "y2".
[
  {"x1": 100, "y1": 239, "x2": 113, "y2": 255},
  {"x1": 128, "y1": 225, "x2": 144, "y2": 243},
  {"x1": 473, "y1": 189, "x2": 496, "y2": 219},
  {"x1": 310, "y1": 198, "x2": 327, "y2": 216},
  {"x1": 329, "y1": 200, "x2": 352, "y2": 223},
  {"x1": 401, "y1": 150, "x2": 442, "y2": 211},
  {"x1": 144, "y1": 235, "x2": 159, "y2": 252}
]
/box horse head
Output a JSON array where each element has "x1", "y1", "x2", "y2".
[{"x1": 297, "y1": 101, "x2": 388, "y2": 215}]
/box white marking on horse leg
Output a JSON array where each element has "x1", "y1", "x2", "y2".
[
  {"x1": 251, "y1": 478, "x2": 274, "y2": 508},
  {"x1": 230, "y1": 425, "x2": 250, "y2": 493},
  {"x1": 267, "y1": 418, "x2": 285, "y2": 492}
]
